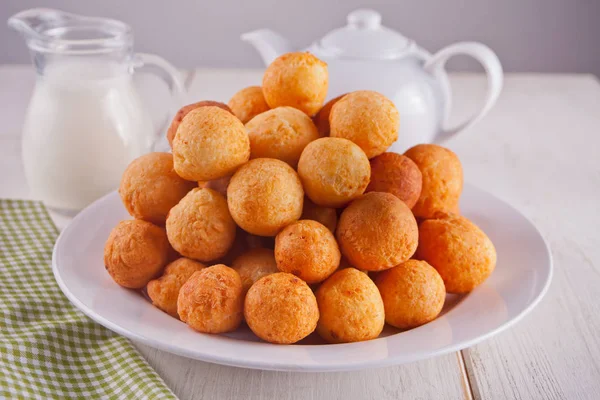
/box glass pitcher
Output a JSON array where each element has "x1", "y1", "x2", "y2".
[{"x1": 8, "y1": 8, "x2": 184, "y2": 214}]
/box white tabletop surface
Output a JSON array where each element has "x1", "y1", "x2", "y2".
[{"x1": 1, "y1": 64, "x2": 600, "y2": 400}]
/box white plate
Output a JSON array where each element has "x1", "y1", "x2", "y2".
[{"x1": 52, "y1": 183, "x2": 552, "y2": 372}]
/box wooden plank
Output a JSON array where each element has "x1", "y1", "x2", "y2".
[
  {"x1": 447, "y1": 74, "x2": 600, "y2": 400},
  {"x1": 135, "y1": 344, "x2": 467, "y2": 400}
]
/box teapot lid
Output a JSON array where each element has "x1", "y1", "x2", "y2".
[{"x1": 315, "y1": 9, "x2": 413, "y2": 60}]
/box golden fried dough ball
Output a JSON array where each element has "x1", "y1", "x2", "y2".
[
  {"x1": 231, "y1": 248, "x2": 278, "y2": 293},
  {"x1": 173, "y1": 106, "x2": 250, "y2": 181},
  {"x1": 404, "y1": 144, "x2": 463, "y2": 219},
  {"x1": 337, "y1": 192, "x2": 418, "y2": 271},
  {"x1": 166, "y1": 188, "x2": 236, "y2": 262},
  {"x1": 227, "y1": 158, "x2": 304, "y2": 236},
  {"x1": 119, "y1": 152, "x2": 196, "y2": 225},
  {"x1": 177, "y1": 264, "x2": 243, "y2": 333},
  {"x1": 375, "y1": 260, "x2": 445, "y2": 329},
  {"x1": 198, "y1": 174, "x2": 231, "y2": 198},
  {"x1": 246, "y1": 106, "x2": 320, "y2": 168},
  {"x1": 316, "y1": 268, "x2": 384, "y2": 343},
  {"x1": 275, "y1": 220, "x2": 340, "y2": 284},
  {"x1": 167, "y1": 101, "x2": 233, "y2": 147},
  {"x1": 330, "y1": 91, "x2": 399, "y2": 159},
  {"x1": 366, "y1": 152, "x2": 422, "y2": 209},
  {"x1": 262, "y1": 52, "x2": 328, "y2": 116},
  {"x1": 244, "y1": 272, "x2": 319, "y2": 343},
  {"x1": 297, "y1": 137, "x2": 370, "y2": 207},
  {"x1": 104, "y1": 220, "x2": 170, "y2": 289},
  {"x1": 416, "y1": 213, "x2": 496, "y2": 294},
  {"x1": 147, "y1": 258, "x2": 206, "y2": 317},
  {"x1": 301, "y1": 198, "x2": 337, "y2": 232},
  {"x1": 228, "y1": 86, "x2": 270, "y2": 123},
  {"x1": 313, "y1": 94, "x2": 346, "y2": 136}
]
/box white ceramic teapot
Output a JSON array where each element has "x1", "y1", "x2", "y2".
[{"x1": 242, "y1": 9, "x2": 503, "y2": 152}]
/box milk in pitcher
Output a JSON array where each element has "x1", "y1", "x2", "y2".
[{"x1": 22, "y1": 60, "x2": 154, "y2": 212}]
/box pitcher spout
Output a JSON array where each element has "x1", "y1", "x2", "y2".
[
  {"x1": 8, "y1": 8, "x2": 132, "y2": 55},
  {"x1": 241, "y1": 29, "x2": 293, "y2": 65},
  {"x1": 8, "y1": 8, "x2": 68, "y2": 41}
]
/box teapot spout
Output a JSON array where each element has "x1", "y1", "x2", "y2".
[{"x1": 241, "y1": 29, "x2": 293, "y2": 65}]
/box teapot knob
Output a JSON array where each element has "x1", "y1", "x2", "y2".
[{"x1": 347, "y1": 9, "x2": 382, "y2": 29}]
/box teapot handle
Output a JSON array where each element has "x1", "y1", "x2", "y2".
[
  {"x1": 131, "y1": 53, "x2": 186, "y2": 151},
  {"x1": 424, "y1": 42, "x2": 503, "y2": 142}
]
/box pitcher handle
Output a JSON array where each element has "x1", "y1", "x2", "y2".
[
  {"x1": 424, "y1": 42, "x2": 503, "y2": 142},
  {"x1": 132, "y1": 52, "x2": 186, "y2": 150}
]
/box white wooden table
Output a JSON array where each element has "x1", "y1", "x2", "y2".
[{"x1": 1, "y1": 64, "x2": 599, "y2": 399}]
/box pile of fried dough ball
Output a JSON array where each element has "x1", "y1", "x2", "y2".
[{"x1": 104, "y1": 52, "x2": 497, "y2": 345}]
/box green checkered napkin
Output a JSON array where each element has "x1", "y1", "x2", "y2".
[{"x1": 0, "y1": 199, "x2": 176, "y2": 399}]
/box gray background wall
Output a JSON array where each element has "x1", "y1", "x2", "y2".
[{"x1": 2, "y1": 0, "x2": 599, "y2": 75}]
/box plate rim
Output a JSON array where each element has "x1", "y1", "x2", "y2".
[{"x1": 51, "y1": 183, "x2": 554, "y2": 372}]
